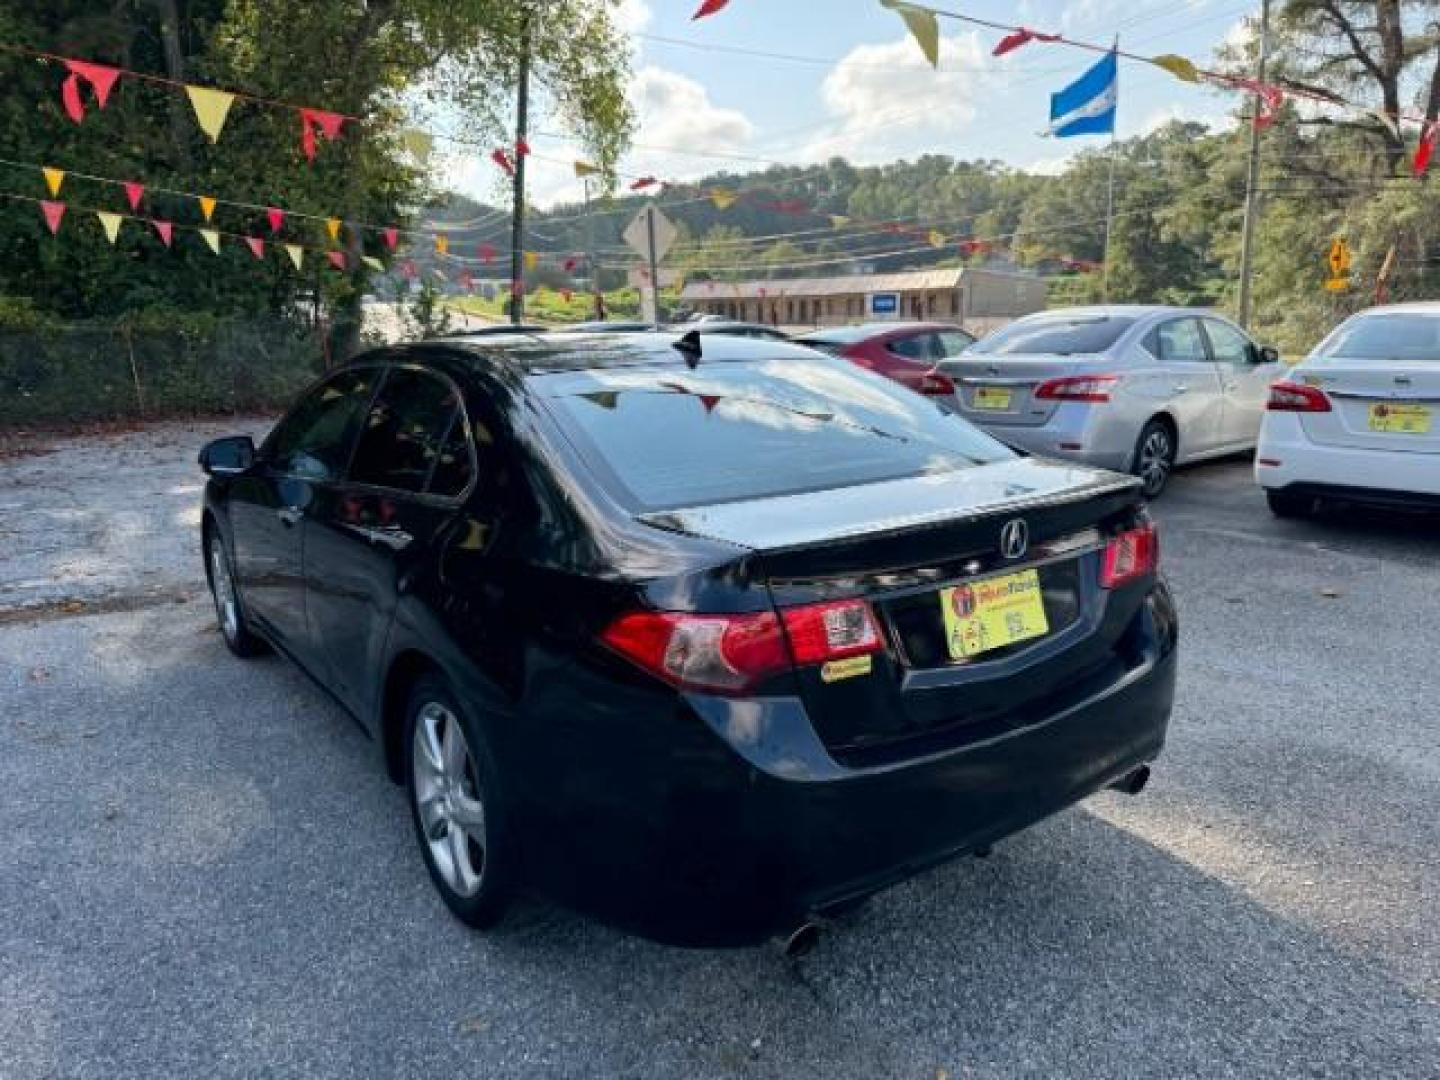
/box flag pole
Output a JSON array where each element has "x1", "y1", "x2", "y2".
[{"x1": 1102, "y1": 36, "x2": 1119, "y2": 303}]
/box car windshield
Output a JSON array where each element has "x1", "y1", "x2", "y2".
[
  {"x1": 534, "y1": 356, "x2": 1013, "y2": 512},
  {"x1": 1315, "y1": 313, "x2": 1440, "y2": 362},
  {"x1": 970, "y1": 315, "x2": 1136, "y2": 356}
]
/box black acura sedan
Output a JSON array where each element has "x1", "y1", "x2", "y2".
[{"x1": 199, "y1": 332, "x2": 1177, "y2": 947}]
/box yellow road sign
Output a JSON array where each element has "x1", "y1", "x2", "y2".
[
  {"x1": 1328, "y1": 237, "x2": 1351, "y2": 277},
  {"x1": 1324, "y1": 276, "x2": 1349, "y2": 292}
]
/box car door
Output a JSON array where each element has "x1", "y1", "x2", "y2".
[
  {"x1": 1203, "y1": 316, "x2": 1278, "y2": 448},
  {"x1": 884, "y1": 331, "x2": 942, "y2": 390},
  {"x1": 1143, "y1": 316, "x2": 1226, "y2": 458},
  {"x1": 228, "y1": 368, "x2": 377, "y2": 656},
  {"x1": 302, "y1": 362, "x2": 477, "y2": 717}
]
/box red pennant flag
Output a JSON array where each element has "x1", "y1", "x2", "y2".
[
  {"x1": 299, "y1": 108, "x2": 346, "y2": 161},
  {"x1": 327, "y1": 250, "x2": 347, "y2": 271},
  {"x1": 491, "y1": 149, "x2": 515, "y2": 177},
  {"x1": 40, "y1": 200, "x2": 65, "y2": 234},
  {"x1": 630, "y1": 176, "x2": 658, "y2": 191},
  {"x1": 692, "y1": 0, "x2": 729, "y2": 18},
  {"x1": 246, "y1": 236, "x2": 265, "y2": 259},
  {"x1": 1414, "y1": 120, "x2": 1439, "y2": 177},
  {"x1": 479, "y1": 243, "x2": 496, "y2": 264},
  {"x1": 266, "y1": 207, "x2": 285, "y2": 234},
  {"x1": 400, "y1": 260, "x2": 417, "y2": 279},
  {"x1": 152, "y1": 220, "x2": 173, "y2": 247},
  {"x1": 992, "y1": 28, "x2": 1061, "y2": 56},
  {"x1": 382, "y1": 226, "x2": 399, "y2": 250},
  {"x1": 120, "y1": 181, "x2": 144, "y2": 211},
  {"x1": 59, "y1": 59, "x2": 121, "y2": 122},
  {"x1": 564, "y1": 256, "x2": 578, "y2": 272},
  {"x1": 515, "y1": 138, "x2": 531, "y2": 156}
]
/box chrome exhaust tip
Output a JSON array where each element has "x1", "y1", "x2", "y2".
[{"x1": 1108, "y1": 764, "x2": 1151, "y2": 796}]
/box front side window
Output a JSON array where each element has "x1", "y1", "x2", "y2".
[
  {"x1": 348, "y1": 367, "x2": 473, "y2": 497},
  {"x1": 265, "y1": 369, "x2": 378, "y2": 482},
  {"x1": 1204, "y1": 319, "x2": 1254, "y2": 366},
  {"x1": 1153, "y1": 319, "x2": 1208, "y2": 363}
]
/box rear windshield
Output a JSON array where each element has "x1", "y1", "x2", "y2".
[
  {"x1": 534, "y1": 356, "x2": 1013, "y2": 512},
  {"x1": 1316, "y1": 313, "x2": 1440, "y2": 362},
  {"x1": 970, "y1": 314, "x2": 1135, "y2": 356}
]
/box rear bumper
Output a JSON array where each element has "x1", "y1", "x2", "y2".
[
  {"x1": 964, "y1": 404, "x2": 1136, "y2": 474},
  {"x1": 1256, "y1": 416, "x2": 1440, "y2": 499},
  {"x1": 516, "y1": 589, "x2": 1178, "y2": 947}
]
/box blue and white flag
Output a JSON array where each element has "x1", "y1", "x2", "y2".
[{"x1": 1049, "y1": 50, "x2": 1118, "y2": 138}]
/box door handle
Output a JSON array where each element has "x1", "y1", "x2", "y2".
[{"x1": 277, "y1": 507, "x2": 303, "y2": 527}]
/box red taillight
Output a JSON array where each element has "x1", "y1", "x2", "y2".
[
  {"x1": 780, "y1": 599, "x2": 882, "y2": 665},
  {"x1": 1266, "y1": 381, "x2": 1331, "y2": 412},
  {"x1": 600, "y1": 598, "x2": 883, "y2": 694},
  {"x1": 1034, "y1": 374, "x2": 1118, "y2": 403},
  {"x1": 1101, "y1": 522, "x2": 1159, "y2": 588},
  {"x1": 917, "y1": 371, "x2": 956, "y2": 396}
]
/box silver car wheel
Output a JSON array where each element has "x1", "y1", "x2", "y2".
[
  {"x1": 1138, "y1": 428, "x2": 1173, "y2": 496},
  {"x1": 209, "y1": 539, "x2": 239, "y2": 642},
  {"x1": 412, "y1": 702, "x2": 487, "y2": 899}
]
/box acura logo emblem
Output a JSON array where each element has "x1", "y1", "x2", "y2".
[{"x1": 999, "y1": 519, "x2": 1029, "y2": 560}]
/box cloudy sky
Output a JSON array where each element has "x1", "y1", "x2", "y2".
[{"x1": 447, "y1": 0, "x2": 1253, "y2": 208}]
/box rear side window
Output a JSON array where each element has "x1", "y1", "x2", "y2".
[
  {"x1": 348, "y1": 368, "x2": 473, "y2": 497},
  {"x1": 1317, "y1": 313, "x2": 1440, "y2": 361},
  {"x1": 266, "y1": 369, "x2": 378, "y2": 482},
  {"x1": 535, "y1": 356, "x2": 1013, "y2": 512},
  {"x1": 971, "y1": 315, "x2": 1135, "y2": 356},
  {"x1": 939, "y1": 330, "x2": 975, "y2": 357}
]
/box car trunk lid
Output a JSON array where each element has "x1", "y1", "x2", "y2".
[
  {"x1": 640, "y1": 458, "x2": 1150, "y2": 762},
  {"x1": 1297, "y1": 363, "x2": 1440, "y2": 454},
  {"x1": 939, "y1": 356, "x2": 1110, "y2": 428}
]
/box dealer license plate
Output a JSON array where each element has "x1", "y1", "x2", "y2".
[
  {"x1": 972, "y1": 386, "x2": 1013, "y2": 410},
  {"x1": 940, "y1": 569, "x2": 1050, "y2": 660},
  {"x1": 1368, "y1": 403, "x2": 1431, "y2": 434}
]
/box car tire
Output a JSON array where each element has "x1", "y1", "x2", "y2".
[
  {"x1": 1265, "y1": 488, "x2": 1314, "y2": 519},
  {"x1": 1131, "y1": 419, "x2": 1177, "y2": 499},
  {"x1": 205, "y1": 528, "x2": 266, "y2": 658},
  {"x1": 404, "y1": 674, "x2": 515, "y2": 929}
]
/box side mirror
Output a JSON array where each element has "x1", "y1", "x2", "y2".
[
  {"x1": 1256, "y1": 344, "x2": 1280, "y2": 364},
  {"x1": 199, "y1": 435, "x2": 255, "y2": 476}
]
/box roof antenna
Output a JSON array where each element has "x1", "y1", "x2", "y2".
[{"x1": 674, "y1": 329, "x2": 702, "y2": 369}]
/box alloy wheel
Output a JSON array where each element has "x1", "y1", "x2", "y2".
[
  {"x1": 209, "y1": 540, "x2": 239, "y2": 642},
  {"x1": 412, "y1": 702, "x2": 487, "y2": 898},
  {"x1": 1138, "y1": 428, "x2": 1173, "y2": 497}
]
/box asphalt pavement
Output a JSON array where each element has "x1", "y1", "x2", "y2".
[{"x1": 1, "y1": 424, "x2": 1437, "y2": 1078}]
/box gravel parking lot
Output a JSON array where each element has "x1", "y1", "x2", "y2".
[{"x1": 2, "y1": 420, "x2": 1437, "y2": 1078}]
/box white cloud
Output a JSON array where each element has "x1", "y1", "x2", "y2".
[
  {"x1": 790, "y1": 32, "x2": 1005, "y2": 164},
  {"x1": 614, "y1": 0, "x2": 651, "y2": 33},
  {"x1": 1023, "y1": 153, "x2": 1076, "y2": 176}
]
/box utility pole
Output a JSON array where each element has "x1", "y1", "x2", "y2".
[
  {"x1": 1102, "y1": 37, "x2": 1119, "y2": 303},
  {"x1": 508, "y1": 19, "x2": 531, "y2": 325},
  {"x1": 583, "y1": 177, "x2": 602, "y2": 320},
  {"x1": 645, "y1": 206, "x2": 661, "y2": 325},
  {"x1": 1237, "y1": 0, "x2": 1272, "y2": 330}
]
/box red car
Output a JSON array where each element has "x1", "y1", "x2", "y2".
[{"x1": 794, "y1": 321, "x2": 977, "y2": 399}]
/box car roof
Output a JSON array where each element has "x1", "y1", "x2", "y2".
[
  {"x1": 1349, "y1": 302, "x2": 1440, "y2": 316},
  {"x1": 417, "y1": 330, "x2": 823, "y2": 376},
  {"x1": 795, "y1": 321, "x2": 968, "y2": 342},
  {"x1": 1013, "y1": 305, "x2": 1204, "y2": 321}
]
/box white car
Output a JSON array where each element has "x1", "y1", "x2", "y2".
[{"x1": 1256, "y1": 303, "x2": 1440, "y2": 516}]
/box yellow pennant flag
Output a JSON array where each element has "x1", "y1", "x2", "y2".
[
  {"x1": 434, "y1": 233, "x2": 448, "y2": 255},
  {"x1": 709, "y1": 188, "x2": 738, "y2": 210},
  {"x1": 879, "y1": 0, "x2": 939, "y2": 68},
  {"x1": 1151, "y1": 54, "x2": 1200, "y2": 84},
  {"x1": 95, "y1": 211, "x2": 123, "y2": 245},
  {"x1": 326, "y1": 217, "x2": 342, "y2": 242},
  {"x1": 284, "y1": 244, "x2": 303, "y2": 271},
  {"x1": 401, "y1": 129, "x2": 433, "y2": 163},
  {"x1": 928, "y1": 229, "x2": 946, "y2": 249},
  {"x1": 524, "y1": 251, "x2": 539, "y2": 271},
  {"x1": 198, "y1": 195, "x2": 217, "y2": 222},
  {"x1": 43, "y1": 167, "x2": 64, "y2": 197},
  {"x1": 199, "y1": 228, "x2": 221, "y2": 255},
  {"x1": 573, "y1": 160, "x2": 601, "y2": 178},
  {"x1": 185, "y1": 85, "x2": 236, "y2": 143},
  {"x1": 362, "y1": 256, "x2": 384, "y2": 272},
  {"x1": 829, "y1": 214, "x2": 851, "y2": 229}
]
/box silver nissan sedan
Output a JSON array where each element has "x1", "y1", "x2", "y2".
[{"x1": 943, "y1": 306, "x2": 1282, "y2": 497}]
